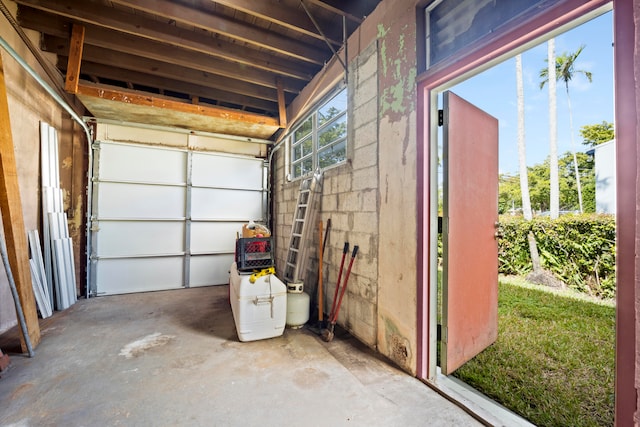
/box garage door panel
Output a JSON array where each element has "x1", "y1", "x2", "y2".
[
  {"x1": 99, "y1": 143, "x2": 187, "y2": 184},
  {"x1": 189, "y1": 254, "x2": 235, "y2": 287},
  {"x1": 97, "y1": 182, "x2": 186, "y2": 219},
  {"x1": 192, "y1": 153, "x2": 263, "y2": 189},
  {"x1": 191, "y1": 188, "x2": 262, "y2": 220},
  {"x1": 91, "y1": 137, "x2": 265, "y2": 296},
  {"x1": 95, "y1": 257, "x2": 184, "y2": 295},
  {"x1": 96, "y1": 221, "x2": 184, "y2": 256},
  {"x1": 190, "y1": 222, "x2": 243, "y2": 253}
]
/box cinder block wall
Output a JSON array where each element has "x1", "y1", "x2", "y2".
[
  {"x1": 272, "y1": 40, "x2": 379, "y2": 347},
  {"x1": 273, "y1": 0, "x2": 419, "y2": 374}
]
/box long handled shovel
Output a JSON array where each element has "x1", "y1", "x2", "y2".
[{"x1": 322, "y1": 245, "x2": 358, "y2": 342}]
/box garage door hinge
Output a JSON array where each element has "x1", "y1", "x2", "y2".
[{"x1": 438, "y1": 109, "x2": 444, "y2": 126}]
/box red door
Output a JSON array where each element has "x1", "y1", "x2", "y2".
[{"x1": 441, "y1": 91, "x2": 499, "y2": 375}]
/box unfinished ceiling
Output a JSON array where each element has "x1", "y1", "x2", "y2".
[{"x1": 13, "y1": 0, "x2": 381, "y2": 139}]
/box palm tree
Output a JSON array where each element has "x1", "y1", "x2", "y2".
[
  {"x1": 516, "y1": 54, "x2": 544, "y2": 274},
  {"x1": 515, "y1": 54, "x2": 532, "y2": 221},
  {"x1": 540, "y1": 44, "x2": 592, "y2": 213},
  {"x1": 540, "y1": 39, "x2": 559, "y2": 219}
]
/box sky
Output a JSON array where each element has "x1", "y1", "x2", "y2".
[{"x1": 448, "y1": 10, "x2": 614, "y2": 175}]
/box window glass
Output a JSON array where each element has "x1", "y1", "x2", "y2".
[
  {"x1": 318, "y1": 139, "x2": 346, "y2": 168},
  {"x1": 426, "y1": 0, "x2": 543, "y2": 68},
  {"x1": 290, "y1": 87, "x2": 347, "y2": 179},
  {"x1": 294, "y1": 117, "x2": 312, "y2": 140},
  {"x1": 294, "y1": 157, "x2": 314, "y2": 178},
  {"x1": 293, "y1": 137, "x2": 312, "y2": 161},
  {"x1": 318, "y1": 90, "x2": 347, "y2": 127},
  {"x1": 318, "y1": 114, "x2": 346, "y2": 148}
]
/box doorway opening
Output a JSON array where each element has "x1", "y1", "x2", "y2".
[{"x1": 427, "y1": 9, "x2": 615, "y2": 427}]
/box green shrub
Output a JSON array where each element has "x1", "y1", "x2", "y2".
[{"x1": 498, "y1": 214, "x2": 616, "y2": 298}]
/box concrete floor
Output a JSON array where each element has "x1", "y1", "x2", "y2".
[{"x1": 0, "y1": 286, "x2": 483, "y2": 426}]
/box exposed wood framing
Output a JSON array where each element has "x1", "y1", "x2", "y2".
[
  {"x1": 69, "y1": 61, "x2": 279, "y2": 113},
  {"x1": 303, "y1": 0, "x2": 364, "y2": 23},
  {"x1": 0, "y1": 55, "x2": 41, "y2": 351},
  {"x1": 107, "y1": 0, "x2": 327, "y2": 63},
  {"x1": 15, "y1": 0, "x2": 326, "y2": 64},
  {"x1": 47, "y1": 34, "x2": 306, "y2": 94},
  {"x1": 276, "y1": 78, "x2": 287, "y2": 128},
  {"x1": 76, "y1": 83, "x2": 280, "y2": 126},
  {"x1": 211, "y1": 0, "x2": 342, "y2": 45},
  {"x1": 45, "y1": 40, "x2": 284, "y2": 102},
  {"x1": 18, "y1": 7, "x2": 316, "y2": 81},
  {"x1": 64, "y1": 23, "x2": 85, "y2": 93}
]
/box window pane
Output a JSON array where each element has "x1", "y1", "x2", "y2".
[
  {"x1": 318, "y1": 89, "x2": 347, "y2": 127},
  {"x1": 293, "y1": 137, "x2": 312, "y2": 161},
  {"x1": 294, "y1": 117, "x2": 312, "y2": 141},
  {"x1": 289, "y1": 85, "x2": 348, "y2": 179},
  {"x1": 300, "y1": 158, "x2": 313, "y2": 176},
  {"x1": 318, "y1": 114, "x2": 346, "y2": 148},
  {"x1": 292, "y1": 156, "x2": 314, "y2": 178},
  {"x1": 427, "y1": 0, "x2": 543, "y2": 67},
  {"x1": 318, "y1": 139, "x2": 346, "y2": 168}
]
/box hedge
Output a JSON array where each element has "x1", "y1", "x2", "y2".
[{"x1": 498, "y1": 214, "x2": 616, "y2": 298}]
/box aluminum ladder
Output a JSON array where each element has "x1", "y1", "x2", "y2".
[{"x1": 283, "y1": 169, "x2": 323, "y2": 285}]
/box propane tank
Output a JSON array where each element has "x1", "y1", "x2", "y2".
[{"x1": 286, "y1": 291, "x2": 310, "y2": 328}]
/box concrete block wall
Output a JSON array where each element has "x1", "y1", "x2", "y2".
[
  {"x1": 273, "y1": 0, "x2": 420, "y2": 373},
  {"x1": 272, "y1": 40, "x2": 379, "y2": 347},
  {"x1": 327, "y1": 41, "x2": 379, "y2": 346}
]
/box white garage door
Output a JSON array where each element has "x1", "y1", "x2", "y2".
[{"x1": 89, "y1": 141, "x2": 265, "y2": 295}]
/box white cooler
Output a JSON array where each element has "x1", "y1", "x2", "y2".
[{"x1": 229, "y1": 262, "x2": 287, "y2": 342}]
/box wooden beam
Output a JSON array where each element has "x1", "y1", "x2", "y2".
[
  {"x1": 51, "y1": 33, "x2": 305, "y2": 94},
  {"x1": 14, "y1": 0, "x2": 328, "y2": 65},
  {"x1": 276, "y1": 78, "x2": 287, "y2": 128},
  {"x1": 69, "y1": 60, "x2": 281, "y2": 113},
  {"x1": 76, "y1": 83, "x2": 280, "y2": 126},
  {"x1": 18, "y1": 6, "x2": 317, "y2": 81},
  {"x1": 64, "y1": 23, "x2": 84, "y2": 93},
  {"x1": 0, "y1": 55, "x2": 41, "y2": 351},
  {"x1": 303, "y1": 0, "x2": 364, "y2": 24},
  {"x1": 108, "y1": 0, "x2": 328, "y2": 63},
  {"x1": 44, "y1": 39, "x2": 281, "y2": 102},
  {"x1": 210, "y1": 0, "x2": 343, "y2": 45}
]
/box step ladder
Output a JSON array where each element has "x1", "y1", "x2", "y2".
[{"x1": 284, "y1": 169, "x2": 323, "y2": 285}]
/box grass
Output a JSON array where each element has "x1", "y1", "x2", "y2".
[{"x1": 451, "y1": 276, "x2": 615, "y2": 427}]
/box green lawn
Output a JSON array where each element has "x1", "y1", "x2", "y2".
[{"x1": 451, "y1": 277, "x2": 615, "y2": 427}]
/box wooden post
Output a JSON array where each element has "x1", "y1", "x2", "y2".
[
  {"x1": 64, "y1": 24, "x2": 85, "y2": 94},
  {"x1": 276, "y1": 77, "x2": 287, "y2": 128},
  {"x1": 0, "y1": 54, "x2": 41, "y2": 350}
]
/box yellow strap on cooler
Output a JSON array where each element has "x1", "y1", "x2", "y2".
[{"x1": 249, "y1": 267, "x2": 276, "y2": 283}]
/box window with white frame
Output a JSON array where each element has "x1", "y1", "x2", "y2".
[{"x1": 290, "y1": 87, "x2": 347, "y2": 179}]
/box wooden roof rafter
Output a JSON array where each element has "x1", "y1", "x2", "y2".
[{"x1": 14, "y1": 0, "x2": 382, "y2": 139}]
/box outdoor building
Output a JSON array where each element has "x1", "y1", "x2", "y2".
[{"x1": 590, "y1": 139, "x2": 617, "y2": 214}]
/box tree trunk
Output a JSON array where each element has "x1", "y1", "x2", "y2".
[
  {"x1": 565, "y1": 87, "x2": 584, "y2": 213},
  {"x1": 548, "y1": 39, "x2": 560, "y2": 219},
  {"x1": 528, "y1": 231, "x2": 542, "y2": 272},
  {"x1": 516, "y1": 54, "x2": 533, "y2": 221}
]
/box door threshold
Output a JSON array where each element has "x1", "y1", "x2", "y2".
[{"x1": 429, "y1": 368, "x2": 535, "y2": 427}]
